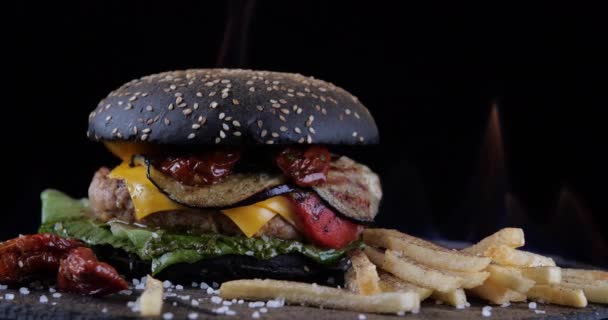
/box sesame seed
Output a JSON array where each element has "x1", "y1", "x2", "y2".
[
  {"x1": 322, "y1": 108, "x2": 327, "y2": 115},
  {"x1": 215, "y1": 137, "x2": 221, "y2": 144},
  {"x1": 142, "y1": 128, "x2": 151, "y2": 133},
  {"x1": 232, "y1": 120, "x2": 241, "y2": 127},
  {"x1": 270, "y1": 99, "x2": 277, "y2": 103},
  {"x1": 183, "y1": 108, "x2": 193, "y2": 116},
  {"x1": 307, "y1": 135, "x2": 312, "y2": 143},
  {"x1": 280, "y1": 108, "x2": 290, "y2": 114},
  {"x1": 298, "y1": 137, "x2": 305, "y2": 143},
  {"x1": 272, "y1": 103, "x2": 281, "y2": 108},
  {"x1": 105, "y1": 115, "x2": 112, "y2": 122},
  {"x1": 221, "y1": 92, "x2": 229, "y2": 99},
  {"x1": 233, "y1": 131, "x2": 241, "y2": 136},
  {"x1": 280, "y1": 126, "x2": 288, "y2": 132},
  {"x1": 294, "y1": 127, "x2": 302, "y2": 134},
  {"x1": 296, "y1": 92, "x2": 305, "y2": 97},
  {"x1": 168, "y1": 103, "x2": 174, "y2": 110},
  {"x1": 260, "y1": 130, "x2": 267, "y2": 137},
  {"x1": 345, "y1": 108, "x2": 352, "y2": 115},
  {"x1": 266, "y1": 140, "x2": 274, "y2": 144},
  {"x1": 210, "y1": 101, "x2": 218, "y2": 109},
  {"x1": 112, "y1": 128, "x2": 118, "y2": 134},
  {"x1": 163, "y1": 118, "x2": 170, "y2": 125},
  {"x1": 188, "y1": 133, "x2": 196, "y2": 139},
  {"x1": 169, "y1": 85, "x2": 176, "y2": 90},
  {"x1": 178, "y1": 103, "x2": 187, "y2": 108},
  {"x1": 297, "y1": 108, "x2": 303, "y2": 114},
  {"x1": 271, "y1": 132, "x2": 279, "y2": 138},
  {"x1": 205, "y1": 81, "x2": 214, "y2": 87},
  {"x1": 192, "y1": 123, "x2": 201, "y2": 129},
  {"x1": 220, "y1": 130, "x2": 226, "y2": 139},
  {"x1": 193, "y1": 103, "x2": 199, "y2": 110},
  {"x1": 279, "y1": 115, "x2": 287, "y2": 122},
  {"x1": 129, "y1": 96, "x2": 137, "y2": 102},
  {"x1": 309, "y1": 127, "x2": 316, "y2": 134},
  {"x1": 359, "y1": 136, "x2": 365, "y2": 142},
  {"x1": 146, "y1": 105, "x2": 153, "y2": 111},
  {"x1": 232, "y1": 99, "x2": 240, "y2": 105},
  {"x1": 222, "y1": 123, "x2": 229, "y2": 130},
  {"x1": 249, "y1": 87, "x2": 255, "y2": 92},
  {"x1": 353, "y1": 131, "x2": 358, "y2": 137},
  {"x1": 176, "y1": 97, "x2": 183, "y2": 104},
  {"x1": 141, "y1": 134, "x2": 149, "y2": 141},
  {"x1": 133, "y1": 126, "x2": 138, "y2": 134},
  {"x1": 209, "y1": 91, "x2": 216, "y2": 97},
  {"x1": 219, "y1": 113, "x2": 225, "y2": 120},
  {"x1": 198, "y1": 116, "x2": 207, "y2": 124},
  {"x1": 257, "y1": 120, "x2": 263, "y2": 128},
  {"x1": 196, "y1": 92, "x2": 202, "y2": 97},
  {"x1": 354, "y1": 112, "x2": 360, "y2": 119}
]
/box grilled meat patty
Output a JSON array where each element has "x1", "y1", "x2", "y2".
[{"x1": 88, "y1": 167, "x2": 301, "y2": 240}]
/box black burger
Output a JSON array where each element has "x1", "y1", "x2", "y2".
[{"x1": 39, "y1": 69, "x2": 382, "y2": 284}]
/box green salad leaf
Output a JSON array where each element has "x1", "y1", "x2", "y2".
[{"x1": 38, "y1": 189, "x2": 360, "y2": 275}]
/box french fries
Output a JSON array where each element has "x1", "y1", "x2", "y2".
[
  {"x1": 468, "y1": 279, "x2": 527, "y2": 305},
  {"x1": 431, "y1": 289, "x2": 467, "y2": 308},
  {"x1": 345, "y1": 249, "x2": 381, "y2": 295},
  {"x1": 562, "y1": 268, "x2": 608, "y2": 281},
  {"x1": 138, "y1": 276, "x2": 164, "y2": 317},
  {"x1": 486, "y1": 265, "x2": 535, "y2": 293},
  {"x1": 378, "y1": 271, "x2": 433, "y2": 301},
  {"x1": 219, "y1": 279, "x2": 420, "y2": 313},
  {"x1": 443, "y1": 270, "x2": 490, "y2": 289},
  {"x1": 560, "y1": 280, "x2": 608, "y2": 304},
  {"x1": 484, "y1": 245, "x2": 556, "y2": 267},
  {"x1": 462, "y1": 228, "x2": 525, "y2": 255},
  {"x1": 363, "y1": 246, "x2": 386, "y2": 267},
  {"x1": 363, "y1": 229, "x2": 490, "y2": 272},
  {"x1": 520, "y1": 266, "x2": 562, "y2": 284},
  {"x1": 527, "y1": 284, "x2": 587, "y2": 308},
  {"x1": 382, "y1": 250, "x2": 464, "y2": 292}
]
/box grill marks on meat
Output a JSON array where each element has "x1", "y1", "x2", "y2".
[
  {"x1": 312, "y1": 156, "x2": 382, "y2": 222},
  {"x1": 88, "y1": 168, "x2": 300, "y2": 240}
]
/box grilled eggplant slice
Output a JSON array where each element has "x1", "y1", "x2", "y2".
[
  {"x1": 312, "y1": 156, "x2": 382, "y2": 222},
  {"x1": 141, "y1": 156, "x2": 287, "y2": 208}
]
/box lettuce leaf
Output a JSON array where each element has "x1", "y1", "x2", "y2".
[{"x1": 39, "y1": 189, "x2": 360, "y2": 275}]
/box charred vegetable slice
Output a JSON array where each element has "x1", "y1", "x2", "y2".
[
  {"x1": 141, "y1": 156, "x2": 287, "y2": 208},
  {"x1": 312, "y1": 156, "x2": 382, "y2": 222}
]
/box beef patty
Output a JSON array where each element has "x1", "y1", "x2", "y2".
[{"x1": 88, "y1": 167, "x2": 301, "y2": 240}]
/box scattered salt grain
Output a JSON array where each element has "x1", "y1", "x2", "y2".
[
  {"x1": 232, "y1": 299, "x2": 237, "y2": 303},
  {"x1": 180, "y1": 295, "x2": 191, "y2": 301},
  {"x1": 0, "y1": 284, "x2": 7, "y2": 290},
  {"x1": 223, "y1": 300, "x2": 233, "y2": 306},
  {"x1": 206, "y1": 287, "x2": 214, "y2": 295},
  {"x1": 52, "y1": 302, "x2": 57, "y2": 306},
  {"x1": 226, "y1": 310, "x2": 236, "y2": 316},
  {"x1": 456, "y1": 304, "x2": 465, "y2": 309},
  {"x1": 102, "y1": 308, "x2": 108, "y2": 313},
  {"x1": 465, "y1": 302, "x2": 471, "y2": 308},
  {"x1": 191, "y1": 300, "x2": 199, "y2": 306},
  {"x1": 132, "y1": 278, "x2": 140, "y2": 286},
  {"x1": 248, "y1": 301, "x2": 265, "y2": 308},
  {"x1": 172, "y1": 302, "x2": 178, "y2": 307},
  {"x1": 266, "y1": 299, "x2": 284, "y2": 308},
  {"x1": 358, "y1": 314, "x2": 367, "y2": 320},
  {"x1": 260, "y1": 307, "x2": 268, "y2": 313},
  {"x1": 39, "y1": 295, "x2": 48, "y2": 304},
  {"x1": 213, "y1": 306, "x2": 229, "y2": 314},
  {"x1": 535, "y1": 310, "x2": 546, "y2": 314},
  {"x1": 188, "y1": 312, "x2": 198, "y2": 319},
  {"x1": 135, "y1": 283, "x2": 145, "y2": 290},
  {"x1": 252, "y1": 311, "x2": 261, "y2": 318},
  {"x1": 191, "y1": 282, "x2": 199, "y2": 288},
  {"x1": 211, "y1": 296, "x2": 223, "y2": 304},
  {"x1": 175, "y1": 285, "x2": 184, "y2": 291},
  {"x1": 48, "y1": 287, "x2": 56, "y2": 293},
  {"x1": 119, "y1": 290, "x2": 133, "y2": 296},
  {"x1": 19, "y1": 287, "x2": 30, "y2": 295},
  {"x1": 163, "y1": 280, "x2": 172, "y2": 289},
  {"x1": 163, "y1": 312, "x2": 174, "y2": 320},
  {"x1": 212, "y1": 282, "x2": 219, "y2": 289},
  {"x1": 52, "y1": 293, "x2": 62, "y2": 298},
  {"x1": 482, "y1": 306, "x2": 492, "y2": 317},
  {"x1": 501, "y1": 302, "x2": 511, "y2": 307},
  {"x1": 238, "y1": 299, "x2": 244, "y2": 304},
  {"x1": 528, "y1": 302, "x2": 537, "y2": 309},
  {"x1": 200, "y1": 282, "x2": 209, "y2": 290},
  {"x1": 5, "y1": 293, "x2": 15, "y2": 300}
]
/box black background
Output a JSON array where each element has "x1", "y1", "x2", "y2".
[{"x1": 4, "y1": 2, "x2": 607, "y2": 266}]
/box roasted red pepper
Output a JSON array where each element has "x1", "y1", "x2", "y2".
[
  {"x1": 58, "y1": 247, "x2": 128, "y2": 296},
  {"x1": 287, "y1": 191, "x2": 362, "y2": 249},
  {"x1": 275, "y1": 146, "x2": 331, "y2": 186},
  {"x1": 158, "y1": 149, "x2": 241, "y2": 186}
]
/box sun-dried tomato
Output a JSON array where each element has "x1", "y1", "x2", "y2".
[
  {"x1": 57, "y1": 247, "x2": 128, "y2": 296},
  {"x1": 275, "y1": 146, "x2": 331, "y2": 186}
]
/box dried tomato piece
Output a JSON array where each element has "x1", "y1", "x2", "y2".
[
  {"x1": 0, "y1": 234, "x2": 82, "y2": 284},
  {"x1": 58, "y1": 247, "x2": 128, "y2": 296},
  {"x1": 287, "y1": 191, "x2": 362, "y2": 249},
  {"x1": 275, "y1": 146, "x2": 331, "y2": 186},
  {"x1": 158, "y1": 149, "x2": 241, "y2": 186}
]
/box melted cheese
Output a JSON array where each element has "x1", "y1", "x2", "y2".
[
  {"x1": 109, "y1": 162, "x2": 185, "y2": 220},
  {"x1": 107, "y1": 156, "x2": 298, "y2": 236}
]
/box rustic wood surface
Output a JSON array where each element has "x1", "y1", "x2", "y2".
[{"x1": 1, "y1": 286, "x2": 606, "y2": 320}]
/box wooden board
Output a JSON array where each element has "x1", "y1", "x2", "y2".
[{"x1": 1, "y1": 286, "x2": 606, "y2": 320}]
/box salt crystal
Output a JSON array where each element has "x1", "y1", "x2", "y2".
[
  {"x1": 528, "y1": 302, "x2": 537, "y2": 309},
  {"x1": 212, "y1": 282, "x2": 219, "y2": 289},
  {"x1": 535, "y1": 310, "x2": 546, "y2": 314},
  {"x1": 200, "y1": 282, "x2": 209, "y2": 290},
  {"x1": 206, "y1": 287, "x2": 214, "y2": 295},
  {"x1": 39, "y1": 295, "x2": 48, "y2": 304},
  {"x1": 358, "y1": 314, "x2": 367, "y2": 320},
  {"x1": 48, "y1": 287, "x2": 56, "y2": 293},
  {"x1": 501, "y1": 302, "x2": 511, "y2": 307},
  {"x1": 456, "y1": 304, "x2": 465, "y2": 309},
  {"x1": 191, "y1": 300, "x2": 199, "y2": 306},
  {"x1": 211, "y1": 296, "x2": 223, "y2": 304},
  {"x1": 19, "y1": 287, "x2": 30, "y2": 295},
  {"x1": 191, "y1": 282, "x2": 198, "y2": 288},
  {"x1": 214, "y1": 306, "x2": 229, "y2": 314},
  {"x1": 163, "y1": 280, "x2": 172, "y2": 288},
  {"x1": 120, "y1": 289, "x2": 133, "y2": 296},
  {"x1": 266, "y1": 299, "x2": 284, "y2": 308},
  {"x1": 0, "y1": 284, "x2": 7, "y2": 290},
  {"x1": 482, "y1": 306, "x2": 492, "y2": 317},
  {"x1": 260, "y1": 307, "x2": 268, "y2": 313},
  {"x1": 226, "y1": 310, "x2": 236, "y2": 316},
  {"x1": 188, "y1": 312, "x2": 198, "y2": 319},
  {"x1": 180, "y1": 295, "x2": 191, "y2": 301},
  {"x1": 132, "y1": 278, "x2": 140, "y2": 286},
  {"x1": 223, "y1": 300, "x2": 232, "y2": 306},
  {"x1": 175, "y1": 284, "x2": 184, "y2": 291},
  {"x1": 232, "y1": 299, "x2": 237, "y2": 303},
  {"x1": 5, "y1": 293, "x2": 15, "y2": 300},
  {"x1": 248, "y1": 301, "x2": 265, "y2": 308},
  {"x1": 238, "y1": 299, "x2": 244, "y2": 304},
  {"x1": 135, "y1": 283, "x2": 145, "y2": 290},
  {"x1": 102, "y1": 308, "x2": 108, "y2": 313},
  {"x1": 52, "y1": 293, "x2": 62, "y2": 298},
  {"x1": 172, "y1": 302, "x2": 177, "y2": 307},
  {"x1": 52, "y1": 302, "x2": 57, "y2": 306},
  {"x1": 163, "y1": 312, "x2": 174, "y2": 320},
  {"x1": 252, "y1": 311, "x2": 260, "y2": 318}
]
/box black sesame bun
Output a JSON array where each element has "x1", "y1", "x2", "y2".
[{"x1": 87, "y1": 69, "x2": 378, "y2": 145}]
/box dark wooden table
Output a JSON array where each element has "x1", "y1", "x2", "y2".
[{"x1": 1, "y1": 286, "x2": 606, "y2": 320}]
